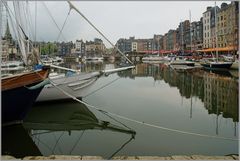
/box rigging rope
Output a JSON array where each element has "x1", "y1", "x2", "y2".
[
  {"x1": 47, "y1": 78, "x2": 239, "y2": 142},
  {"x1": 56, "y1": 8, "x2": 71, "y2": 41},
  {"x1": 67, "y1": 1, "x2": 134, "y2": 65},
  {"x1": 108, "y1": 136, "x2": 134, "y2": 160},
  {"x1": 83, "y1": 76, "x2": 121, "y2": 98},
  {"x1": 41, "y1": 1, "x2": 67, "y2": 41},
  {"x1": 34, "y1": 1, "x2": 37, "y2": 43}
]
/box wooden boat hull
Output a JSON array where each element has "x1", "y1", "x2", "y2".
[{"x1": 2, "y1": 68, "x2": 49, "y2": 124}]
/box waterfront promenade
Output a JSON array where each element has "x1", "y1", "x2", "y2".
[{"x1": 2, "y1": 154, "x2": 239, "y2": 160}]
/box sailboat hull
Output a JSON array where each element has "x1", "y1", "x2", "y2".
[
  {"x1": 200, "y1": 62, "x2": 233, "y2": 70},
  {"x1": 37, "y1": 72, "x2": 101, "y2": 102},
  {"x1": 2, "y1": 82, "x2": 44, "y2": 124},
  {"x1": 2, "y1": 68, "x2": 50, "y2": 125}
]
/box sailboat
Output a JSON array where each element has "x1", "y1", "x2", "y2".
[
  {"x1": 1, "y1": 1, "x2": 50, "y2": 124},
  {"x1": 200, "y1": 2, "x2": 233, "y2": 70}
]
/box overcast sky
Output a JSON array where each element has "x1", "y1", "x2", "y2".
[{"x1": 6, "y1": 1, "x2": 228, "y2": 48}]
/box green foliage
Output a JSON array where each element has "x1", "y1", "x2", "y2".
[{"x1": 40, "y1": 42, "x2": 58, "y2": 55}]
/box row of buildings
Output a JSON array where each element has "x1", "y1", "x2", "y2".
[
  {"x1": 42, "y1": 38, "x2": 106, "y2": 57},
  {"x1": 1, "y1": 25, "x2": 107, "y2": 61},
  {"x1": 116, "y1": 2, "x2": 239, "y2": 54}
]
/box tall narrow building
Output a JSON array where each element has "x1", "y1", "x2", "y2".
[
  {"x1": 217, "y1": 2, "x2": 239, "y2": 53},
  {"x1": 203, "y1": 6, "x2": 220, "y2": 49}
]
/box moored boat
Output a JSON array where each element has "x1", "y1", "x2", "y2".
[
  {"x1": 169, "y1": 60, "x2": 195, "y2": 66},
  {"x1": 1, "y1": 61, "x2": 25, "y2": 71},
  {"x1": 37, "y1": 71, "x2": 100, "y2": 102},
  {"x1": 200, "y1": 59, "x2": 233, "y2": 70},
  {"x1": 37, "y1": 65, "x2": 134, "y2": 102},
  {"x1": 230, "y1": 60, "x2": 239, "y2": 70},
  {"x1": 2, "y1": 66, "x2": 50, "y2": 125}
]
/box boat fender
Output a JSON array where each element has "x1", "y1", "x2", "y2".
[
  {"x1": 34, "y1": 64, "x2": 43, "y2": 70},
  {"x1": 26, "y1": 79, "x2": 50, "y2": 90}
]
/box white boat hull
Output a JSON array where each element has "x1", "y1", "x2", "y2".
[{"x1": 37, "y1": 72, "x2": 101, "y2": 102}]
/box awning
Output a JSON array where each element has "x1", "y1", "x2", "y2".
[{"x1": 196, "y1": 46, "x2": 237, "y2": 52}]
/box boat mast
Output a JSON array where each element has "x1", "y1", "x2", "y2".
[
  {"x1": 181, "y1": 20, "x2": 184, "y2": 55},
  {"x1": 189, "y1": 10, "x2": 192, "y2": 53},
  {"x1": 0, "y1": 1, "x2": 2, "y2": 63},
  {"x1": 214, "y1": 1, "x2": 218, "y2": 62}
]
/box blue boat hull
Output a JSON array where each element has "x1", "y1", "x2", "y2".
[
  {"x1": 201, "y1": 62, "x2": 233, "y2": 71},
  {"x1": 2, "y1": 81, "x2": 44, "y2": 124}
]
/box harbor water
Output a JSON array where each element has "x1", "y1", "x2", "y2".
[{"x1": 2, "y1": 61, "x2": 239, "y2": 159}]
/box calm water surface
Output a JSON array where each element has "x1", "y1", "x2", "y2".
[{"x1": 2, "y1": 61, "x2": 239, "y2": 158}]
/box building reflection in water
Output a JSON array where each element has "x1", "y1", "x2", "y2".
[{"x1": 118, "y1": 63, "x2": 239, "y2": 123}]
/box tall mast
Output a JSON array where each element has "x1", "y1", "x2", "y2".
[
  {"x1": 215, "y1": 1, "x2": 218, "y2": 62},
  {"x1": 181, "y1": 20, "x2": 184, "y2": 54},
  {"x1": 0, "y1": 1, "x2": 2, "y2": 62},
  {"x1": 189, "y1": 10, "x2": 192, "y2": 52}
]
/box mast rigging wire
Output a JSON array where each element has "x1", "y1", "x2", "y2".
[
  {"x1": 56, "y1": 8, "x2": 71, "y2": 41},
  {"x1": 67, "y1": 1, "x2": 134, "y2": 65},
  {"x1": 41, "y1": 1, "x2": 67, "y2": 41}
]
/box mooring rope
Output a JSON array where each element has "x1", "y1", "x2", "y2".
[
  {"x1": 47, "y1": 78, "x2": 239, "y2": 142},
  {"x1": 83, "y1": 76, "x2": 121, "y2": 98}
]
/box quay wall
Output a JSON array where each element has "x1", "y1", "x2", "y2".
[{"x1": 2, "y1": 155, "x2": 239, "y2": 160}]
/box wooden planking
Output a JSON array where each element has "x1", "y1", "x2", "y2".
[{"x1": 1, "y1": 69, "x2": 49, "y2": 91}]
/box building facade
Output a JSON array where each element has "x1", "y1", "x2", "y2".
[
  {"x1": 217, "y1": 2, "x2": 239, "y2": 52},
  {"x1": 131, "y1": 41, "x2": 138, "y2": 51},
  {"x1": 203, "y1": 6, "x2": 220, "y2": 49},
  {"x1": 57, "y1": 41, "x2": 74, "y2": 56},
  {"x1": 176, "y1": 20, "x2": 191, "y2": 51},
  {"x1": 203, "y1": 7, "x2": 212, "y2": 49},
  {"x1": 75, "y1": 39, "x2": 85, "y2": 56},
  {"x1": 166, "y1": 29, "x2": 177, "y2": 50},
  {"x1": 191, "y1": 18, "x2": 203, "y2": 50},
  {"x1": 116, "y1": 37, "x2": 134, "y2": 53}
]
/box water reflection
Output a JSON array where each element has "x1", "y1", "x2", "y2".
[
  {"x1": 22, "y1": 101, "x2": 135, "y2": 158},
  {"x1": 118, "y1": 63, "x2": 239, "y2": 122},
  {"x1": 2, "y1": 61, "x2": 238, "y2": 158},
  {"x1": 63, "y1": 61, "x2": 105, "y2": 73},
  {"x1": 2, "y1": 124, "x2": 42, "y2": 158}
]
